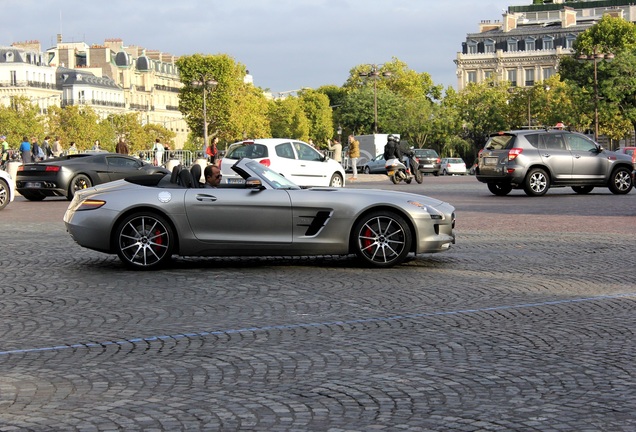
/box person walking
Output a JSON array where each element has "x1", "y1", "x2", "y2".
[
  {"x1": 348, "y1": 134, "x2": 360, "y2": 180},
  {"x1": 115, "y1": 137, "x2": 129, "y2": 155},
  {"x1": 52, "y1": 137, "x2": 63, "y2": 157},
  {"x1": 92, "y1": 140, "x2": 100, "y2": 151},
  {"x1": 327, "y1": 138, "x2": 342, "y2": 163},
  {"x1": 19, "y1": 136, "x2": 32, "y2": 163},
  {"x1": 1, "y1": 135, "x2": 9, "y2": 165},
  {"x1": 153, "y1": 138, "x2": 165, "y2": 166},
  {"x1": 206, "y1": 137, "x2": 219, "y2": 165},
  {"x1": 42, "y1": 136, "x2": 53, "y2": 159},
  {"x1": 31, "y1": 137, "x2": 43, "y2": 162},
  {"x1": 67, "y1": 141, "x2": 79, "y2": 155}
]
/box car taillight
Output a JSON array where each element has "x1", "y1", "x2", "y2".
[
  {"x1": 436, "y1": 158, "x2": 441, "y2": 163},
  {"x1": 259, "y1": 158, "x2": 271, "y2": 167},
  {"x1": 45, "y1": 166, "x2": 60, "y2": 172},
  {"x1": 508, "y1": 148, "x2": 523, "y2": 161}
]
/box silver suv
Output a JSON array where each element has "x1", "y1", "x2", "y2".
[{"x1": 476, "y1": 130, "x2": 634, "y2": 196}]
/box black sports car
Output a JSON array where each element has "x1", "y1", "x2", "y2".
[{"x1": 16, "y1": 153, "x2": 170, "y2": 201}]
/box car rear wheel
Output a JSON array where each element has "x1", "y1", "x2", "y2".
[
  {"x1": 68, "y1": 174, "x2": 92, "y2": 200},
  {"x1": 608, "y1": 167, "x2": 633, "y2": 194},
  {"x1": 487, "y1": 182, "x2": 512, "y2": 196},
  {"x1": 114, "y1": 212, "x2": 174, "y2": 270},
  {"x1": 329, "y1": 173, "x2": 344, "y2": 187},
  {"x1": 21, "y1": 190, "x2": 46, "y2": 201},
  {"x1": 523, "y1": 168, "x2": 549, "y2": 196},
  {"x1": 0, "y1": 180, "x2": 9, "y2": 210},
  {"x1": 572, "y1": 186, "x2": 594, "y2": 194},
  {"x1": 353, "y1": 211, "x2": 412, "y2": 268}
]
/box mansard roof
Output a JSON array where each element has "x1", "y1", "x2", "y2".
[
  {"x1": 56, "y1": 67, "x2": 121, "y2": 90},
  {"x1": 0, "y1": 46, "x2": 47, "y2": 65}
]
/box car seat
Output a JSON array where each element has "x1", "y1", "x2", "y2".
[
  {"x1": 170, "y1": 164, "x2": 182, "y2": 184},
  {"x1": 190, "y1": 164, "x2": 202, "y2": 187},
  {"x1": 177, "y1": 168, "x2": 194, "y2": 188}
]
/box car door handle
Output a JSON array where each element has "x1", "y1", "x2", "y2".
[
  {"x1": 542, "y1": 153, "x2": 551, "y2": 158},
  {"x1": 574, "y1": 155, "x2": 581, "y2": 159},
  {"x1": 196, "y1": 194, "x2": 217, "y2": 202}
]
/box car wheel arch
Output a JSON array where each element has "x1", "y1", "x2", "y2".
[
  {"x1": 109, "y1": 206, "x2": 181, "y2": 254},
  {"x1": 348, "y1": 205, "x2": 417, "y2": 254},
  {"x1": 67, "y1": 172, "x2": 95, "y2": 198}
]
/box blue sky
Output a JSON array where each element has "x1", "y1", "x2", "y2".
[{"x1": 4, "y1": 0, "x2": 528, "y2": 92}]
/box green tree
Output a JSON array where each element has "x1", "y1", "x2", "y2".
[
  {"x1": 298, "y1": 89, "x2": 333, "y2": 147},
  {"x1": 0, "y1": 96, "x2": 45, "y2": 145},
  {"x1": 46, "y1": 105, "x2": 107, "y2": 151},
  {"x1": 267, "y1": 97, "x2": 310, "y2": 140}
]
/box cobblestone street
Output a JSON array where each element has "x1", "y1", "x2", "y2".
[{"x1": 0, "y1": 176, "x2": 634, "y2": 431}]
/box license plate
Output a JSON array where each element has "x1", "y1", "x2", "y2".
[
  {"x1": 386, "y1": 170, "x2": 396, "y2": 176},
  {"x1": 227, "y1": 178, "x2": 244, "y2": 184},
  {"x1": 422, "y1": 164, "x2": 434, "y2": 168},
  {"x1": 484, "y1": 157, "x2": 498, "y2": 166},
  {"x1": 25, "y1": 182, "x2": 42, "y2": 188}
]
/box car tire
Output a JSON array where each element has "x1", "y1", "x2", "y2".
[
  {"x1": 523, "y1": 168, "x2": 549, "y2": 196},
  {"x1": 0, "y1": 179, "x2": 9, "y2": 210},
  {"x1": 608, "y1": 166, "x2": 633, "y2": 195},
  {"x1": 21, "y1": 190, "x2": 46, "y2": 201},
  {"x1": 487, "y1": 182, "x2": 512, "y2": 196},
  {"x1": 363, "y1": 166, "x2": 370, "y2": 174},
  {"x1": 433, "y1": 171, "x2": 439, "y2": 177},
  {"x1": 68, "y1": 174, "x2": 92, "y2": 200},
  {"x1": 114, "y1": 212, "x2": 174, "y2": 270},
  {"x1": 572, "y1": 186, "x2": 594, "y2": 194},
  {"x1": 352, "y1": 210, "x2": 412, "y2": 268},
  {"x1": 329, "y1": 173, "x2": 344, "y2": 187}
]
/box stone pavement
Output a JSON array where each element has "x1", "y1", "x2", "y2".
[{"x1": 0, "y1": 177, "x2": 634, "y2": 431}]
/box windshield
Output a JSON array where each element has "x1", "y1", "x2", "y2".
[{"x1": 242, "y1": 160, "x2": 301, "y2": 190}]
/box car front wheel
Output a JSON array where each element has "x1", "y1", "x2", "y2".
[
  {"x1": 352, "y1": 211, "x2": 412, "y2": 268},
  {"x1": 487, "y1": 182, "x2": 512, "y2": 196},
  {"x1": 363, "y1": 166, "x2": 370, "y2": 174},
  {"x1": 523, "y1": 168, "x2": 549, "y2": 196},
  {"x1": 114, "y1": 212, "x2": 174, "y2": 270},
  {"x1": 608, "y1": 167, "x2": 633, "y2": 194},
  {"x1": 329, "y1": 173, "x2": 344, "y2": 187}
]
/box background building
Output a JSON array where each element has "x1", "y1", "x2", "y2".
[{"x1": 455, "y1": 0, "x2": 636, "y2": 90}]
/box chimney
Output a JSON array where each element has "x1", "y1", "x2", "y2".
[{"x1": 561, "y1": 7, "x2": 577, "y2": 28}]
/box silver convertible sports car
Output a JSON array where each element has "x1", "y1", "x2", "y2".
[{"x1": 64, "y1": 159, "x2": 456, "y2": 269}]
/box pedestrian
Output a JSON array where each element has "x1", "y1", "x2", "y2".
[
  {"x1": 92, "y1": 140, "x2": 100, "y2": 151},
  {"x1": 31, "y1": 137, "x2": 44, "y2": 162},
  {"x1": 327, "y1": 138, "x2": 343, "y2": 163},
  {"x1": 1, "y1": 135, "x2": 9, "y2": 165},
  {"x1": 67, "y1": 141, "x2": 79, "y2": 155},
  {"x1": 115, "y1": 137, "x2": 129, "y2": 155},
  {"x1": 348, "y1": 134, "x2": 360, "y2": 180},
  {"x1": 153, "y1": 138, "x2": 165, "y2": 166},
  {"x1": 308, "y1": 138, "x2": 315, "y2": 148},
  {"x1": 203, "y1": 164, "x2": 222, "y2": 188},
  {"x1": 19, "y1": 136, "x2": 32, "y2": 163},
  {"x1": 52, "y1": 137, "x2": 63, "y2": 157},
  {"x1": 206, "y1": 137, "x2": 219, "y2": 164},
  {"x1": 42, "y1": 136, "x2": 53, "y2": 159}
]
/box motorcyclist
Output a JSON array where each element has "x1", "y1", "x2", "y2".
[{"x1": 383, "y1": 134, "x2": 402, "y2": 161}]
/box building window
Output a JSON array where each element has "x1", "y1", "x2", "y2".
[
  {"x1": 543, "y1": 36, "x2": 554, "y2": 50},
  {"x1": 484, "y1": 70, "x2": 494, "y2": 80},
  {"x1": 485, "y1": 39, "x2": 495, "y2": 53},
  {"x1": 507, "y1": 38, "x2": 518, "y2": 52},
  {"x1": 525, "y1": 69, "x2": 535, "y2": 87},
  {"x1": 507, "y1": 70, "x2": 517, "y2": 86},
  {"x1": 525, "y1": 37, "x2": 536, "y2": 51},
  {"x1": 565, "y1": 34, "x2": 576, "y2": 49},
  {"x1": 543, "y1": 67, "x2": 555, "y2": 80},
  {"x1": 467, "y1": 40, "x2": 478, "y2": 54},
  {"x1": 467, "y1": 71, "x2": 477, "y2": 83}
]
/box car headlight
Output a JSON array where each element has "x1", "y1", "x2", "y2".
[{"x1": 408, "y1": 200, "x2": 444, "y2": 219}]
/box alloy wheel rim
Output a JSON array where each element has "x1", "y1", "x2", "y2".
[
  {"x1": 119, "y1": 216, "x2": 170, "y2": 266},
  {"x1": 358, "y1": 216, "x2": 406, "y2": 264}
]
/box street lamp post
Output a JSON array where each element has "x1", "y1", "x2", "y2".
[
  {"x1": 191, "y1": 76, "x2": 218, "y2": 152},
  {"x1": 359, "y1": 64, "x2": 391, "y2": 134},
  {"x1": 578, "y1": 49, "x2": 614, "y2": 141}
]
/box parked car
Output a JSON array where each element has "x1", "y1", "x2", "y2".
[
  {"x1": 362, "y1": 154, "x2": 387, "y2": 174},
  {"x1": 16, "y1": 153, "x2": 170, "y2": 201},
  {"x1": 440, "y1": 158, "x2": 467, "y2": 175},
  {"x1": 476, "y1": 129, "x2": 634, "y2": 196},
  {"x1": 616, "y1": 146, "x2": 636, "y2": 164},
  {"x1": 413, "y1": 149, "x2": 441, "y2": 176},
  {"x1": 220, "y1": 139, "x2": 345, "y2": 187},
  {"x1": 64, "y1": 158, "x2": 456, "y2": 270},
  {"x1": 0, "y1": 169, "x2": 15, "y2": 210}
]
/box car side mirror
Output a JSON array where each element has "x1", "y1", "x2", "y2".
[{"x1": 245, "y1": 177, "x2": 265, "y2": 190}]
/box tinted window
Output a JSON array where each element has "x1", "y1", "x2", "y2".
[
  {"x1": 226, "y1": 143, "x2": 269, "y2": 159},
  {"x1": 294, "y1": 142, "x2": 322, "y2": 161},
  {"x1": 540, "y1": 134, "x2": 566, "y2": 150},
  {"x1": 107, "y1": 156, "x2": 140, "y2": 168},
  {"x1": 525, "y1": 134, "x2": 540, "y2": 148},
  {"x1": 275, "y1": 142, "x2": 295, "y2": 159}
]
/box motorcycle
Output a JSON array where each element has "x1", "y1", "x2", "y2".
[{"x1": 385, "y1": 150, "x2": 423, "y2": 184}]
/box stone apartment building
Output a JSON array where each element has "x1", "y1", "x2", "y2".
[
  {"x1": 1, "y1": 36, "x2": 189, "y2": 148},
  {"x1": 455, "y1": 0, "x2": 636, "y2": 90}
]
